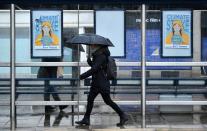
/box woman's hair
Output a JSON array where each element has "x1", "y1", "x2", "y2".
[
  {"x1": 41, "y1": 21, "x2": 52, "y2": 37},
  {"x1": 172, "y1": 20, "x2": 183, "y2": 36}
]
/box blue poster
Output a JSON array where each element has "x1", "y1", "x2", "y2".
[
  {"x1": 31, "y1": 10, "x2": 62, "y2": 58},
  {"x1": 162, "y1": 11, "x2": 192, "y2": 57}
]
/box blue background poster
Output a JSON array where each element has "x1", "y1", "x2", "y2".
[
  {"x1": 162, "y1": 11, "x2": 192, "y2": 57},
  {"x1": 31, "y1": 10, "x2": 62, "y2": 58}
]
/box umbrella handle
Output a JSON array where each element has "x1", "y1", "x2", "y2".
[{"x1": 86, "y1": 46, "x2": 91, "y2": 58}]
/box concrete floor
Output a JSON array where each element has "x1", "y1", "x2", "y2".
[
  {"x1": 1, "y1": 94, "x2": 207, "y2": 131},
  {"x1": 1, "y1": 104, "x2": 207, "y2": 131}
]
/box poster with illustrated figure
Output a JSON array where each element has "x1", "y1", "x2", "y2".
[
  {"x1": 31, "y1": 10, "x2": 62, "y2": 58},
  {"x1": 162, "y1": 10, "x2": 192, "y2": 57}
]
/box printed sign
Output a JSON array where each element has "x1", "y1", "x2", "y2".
[
  {"x1": 162, "y1": 11, "x2": 192, "y2": 57},
  {"x1": 31, "y1": 10, "x2": 62, "y2": 58}
]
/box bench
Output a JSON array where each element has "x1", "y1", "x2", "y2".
[
  {"x1": 1, "y1": 78, "x2": 207, "y2": 95},
  {"x1": 83, "y1": 78, "x2": 207, "y2": 95},
  {"x1": 0, "y1": 78, "x2": 79, "y2": 96}
]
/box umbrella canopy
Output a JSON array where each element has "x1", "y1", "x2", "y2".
[
  {"x1": 64, "y1": 37, "x2": 85, "y2": 52},
  {"x1": 66, "y1": 33, "x2": 114, "y2": 47}
]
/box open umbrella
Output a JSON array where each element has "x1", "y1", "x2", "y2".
[
  {"x1": 64, "y1": 37, "x2": 85, "y2": 52},
  {"x1": 66, "y1": 33, "x2": 114, "y2": 47}
]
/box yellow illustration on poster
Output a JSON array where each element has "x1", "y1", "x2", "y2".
[
  {"x1": 32, "y1": 10, "x2": 61, "y2": 50},
  {"x1": 163, "y1": 11, "x2": 191, "y2": 49},
  {"x1": 31, "y1": 10, "x2": 62, "y2": 58}
]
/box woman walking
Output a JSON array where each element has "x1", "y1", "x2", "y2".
[{"x1": 75, "y1": 45, "x2": 128, "y2": 126}]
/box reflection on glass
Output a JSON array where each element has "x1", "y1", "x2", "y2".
[
  {"x1": 44, "y1": 110, "x2": 68, "y2": 127},
  {"x1": 37, "y1": 58, "x2": 68, "y2": 110}
]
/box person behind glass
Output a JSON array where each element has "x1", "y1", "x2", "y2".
[
  {"x1": 75, "y1": 45, "x2": 128, "y2": 126},
  {"x1": 37, "y1": 58, "x2": 67, "y2": 111}
]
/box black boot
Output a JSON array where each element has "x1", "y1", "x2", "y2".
[
  {"x1": 117, "y1": 113, "x2": 128, "y2": 126},
  {"x1": 75, "y1": 117, "x2": 90, "y2": 126}
]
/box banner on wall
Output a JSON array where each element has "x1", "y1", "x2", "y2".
[
  {"x1": 31, "y1": 10, "x2": 62, "y2": 58},
  {"x1": 162, "y1": 10, "x2": 192, "y2": 57}
]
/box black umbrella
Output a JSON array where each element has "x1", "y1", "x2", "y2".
[
  {"x1": 64, "y1": 37, "x2": 85, "y2": 52},
  {"x1": 66, "y1": 33, "x2": 114, "y2": 47}
]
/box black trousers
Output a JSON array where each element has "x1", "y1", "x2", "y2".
[
  {"x1": 84, "y1": 88, "x2": 124, "y2": 118},
  {"x1": 40, "y1": 67, "x2": 61, "y2": 101},
  {"x1": 44, "y1": 80, "x2": 61, "y2": 101}
]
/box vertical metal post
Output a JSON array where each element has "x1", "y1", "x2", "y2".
[
  {"x1": 77, "y1": 4, "x2": 80, "y2": 120},
  {"x1": 141, "y1": 4, "x2": 146, "y2": 128},
  {"x1": 10, "y1": 4, "x2": 16, "y2": 130}
]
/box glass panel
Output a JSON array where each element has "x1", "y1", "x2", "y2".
[
  {"x1": 0, "y1": 7, "x2": 10, "y2": 129},
  {"x1": 146, "y1": 4, "x2": 207, "y2": 127},
  {"x1": 2, "y1": 2, "x2": 207, "y2": 130},
  {"x1": 14, "y1": 6, "x2": 80, "y2": 128},
  {"x1": 78, "y1": 4, "x2": 142, "y2": 128}
]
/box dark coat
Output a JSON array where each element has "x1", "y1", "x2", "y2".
[
  {"x1": 80, "y1": 47, "x2": 110, "y2": 93},
  {"x1": 37, "y1": 58, "x2": 61, "y2": 78}
]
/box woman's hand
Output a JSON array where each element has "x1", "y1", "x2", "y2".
[{"x1": 87, "y1": 57, "x2": 92, "y2": 66}]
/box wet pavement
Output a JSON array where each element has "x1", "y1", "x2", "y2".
[
  {"x1": 1, "y1": 104, "x2": 207, "y2": 130},
  {"x1": 1, "y1": 94, "x2": 207, "y2": 130}
]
